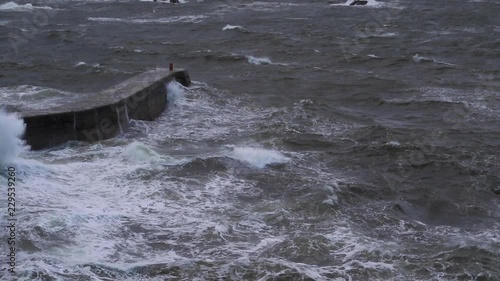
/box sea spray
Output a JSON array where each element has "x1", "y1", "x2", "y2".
[
  {"x1": 123, "y1": 141, "x2": 159, "y2": 163},
  {"x1": 222, "y1": 24, "x2": 244, "y2": 31},
  {"x1": 246, "y1": 56, "x2": 272, "y2": 65},
  {"x1": 0, "y1": 110, "x2": 26, "y2": 165},
  {"x1": 227, "y1": 146, "x2": 289, "y2": 168},
  {"x1": 166, "y1": 81, "x2": 186, "y2": 105}
]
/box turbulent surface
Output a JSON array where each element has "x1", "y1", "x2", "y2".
[{"x1": 1, "y1": 0, "x2": 500, "y2": 280}]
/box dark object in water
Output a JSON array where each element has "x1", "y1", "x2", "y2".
[
  {"x1": 170, "y1": 0, "x2": 179, "y2": 3},
  {"x1": 350, "y1": 0, "x2": 368, "y2": 5}
]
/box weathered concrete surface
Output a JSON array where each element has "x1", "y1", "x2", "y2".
[{"x1": 20, "y1": 69, "x2": 191, "y2": 150}]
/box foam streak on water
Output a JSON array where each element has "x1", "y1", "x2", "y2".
[{"x1": 166, "y1": 81, "x2": 186, "y2": 105}]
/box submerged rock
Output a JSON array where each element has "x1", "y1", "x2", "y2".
[{"x1": 350, "y1": 0, "x2": 368, "y2": 5}]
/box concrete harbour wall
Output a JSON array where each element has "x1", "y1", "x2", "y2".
[{"x1": 19, "y1": 69, "x2": 191, "y2": 150}]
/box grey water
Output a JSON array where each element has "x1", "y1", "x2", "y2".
[{"x1": 0, "y1": 0, "x2": 499, "y2": 280}]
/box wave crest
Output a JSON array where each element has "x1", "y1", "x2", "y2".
[{"x1": 0, "y1": 110, "x2": 27, "y2": 164}]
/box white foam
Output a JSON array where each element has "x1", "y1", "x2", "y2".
[
  {"x1": 245, "y1": 55, "x2": 290, "y2": 66},
  {"x1": 413, "y1": 54, "x2": 457, "y2": 66},
  {"x1": 378, "y1": 32, "x2": 397, "y2": 37},
  {"x1": 0, "y1": 1, "x2": 54, "y2": 11},
  {"x1": 0, "y1": 85, "x2": 71, "y2": 111},
  {"x1": 219, "y1": 1, "x2": 301, "y2": 12},
  {"x1": 222, "y1": 24, "x2": 244, "y2": 31},
  {"x1": 146, "y1": 82, "x2": 282, "y2": 143},
  {"x1": 0, "y1": 110, "x2": 27, "y2": 165},
  {"x1": 227, "y1": 146, "x2": 289, "y2": 168},
  {"x1": 251, "y1": 237, "x2": 285, "y2": 252},
  {"x1": 123, "y1": 141, "x2": 159, "y2": 162},
  {"x1": 322, "y1": 185, "x2": 340, "y2": 206},
  {"x1": 412, "y1": 54, "x2": 432, "y2": 63},
  {"x1": 88, "y1": 15, "x2": 206, "y2": 24},
  {"x1": 166, "y1": 81, "x2": 186, "y2": 105},
  {"x1": 246, "y1": 55, "x2": 272, "y2": 65},
  {"x1": 8, "y1": 79, "x2": 399, "y2": 280},
  {"x1": 384, "y1": 141, "x2": 401, "y2": 147},
  {"x1": 123, "y1": 141, "x2": 186, "y2": 166}
]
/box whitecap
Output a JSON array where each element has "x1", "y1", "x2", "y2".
[
  {"x1": 222, "y1": 24, "x2": 244, "y2": 31},
  {"x1": 384, "y1": 141, "x2": 401, "y2": 147},
  {"x1": 166, "y1": 81, "x2": 186, "y2": 105},
  {"x1": 123, "y1": 141, "x2": 187, "y2": 165},
  {"x1": 246, "y1": 55, "x2": 272, "y2": 65},
  {"x1": 88, "y1": 15, "x2": 206, "y2": 24},
  {"x1": 0, "y1": 110, "x2": 27, "y2": 165},
  {"x1": 123, "y1": 141, "x2": 159, "y2": 162},
  {"x1": 378, "y1": 32, "x2": 397, "y2": 37},
  {"x1": 413, "y1": 54, "x2": 457, "y2": 66},
  {"x1": 0, "y1": 1, "x2": 55, "y2": 11},
  {"x1": 0, "y1": 85, "x2": 71, "y2": 111},
  {"x1": 412, "y1": 54, "x2": 433, "y2": 63},
  {"x1": 226, "y1": 146, "x2": 289, "y2": 168}
]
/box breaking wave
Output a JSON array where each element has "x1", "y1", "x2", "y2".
[
  {"x1": 222, "y1": 24, "x2": 244, "y2": 31},
  {"x1": 0, "y1": 1, "x2": 56, "y2": 11},
  {"x1": 0, "y1": 110, "x2": 26, "y2": 164},
  {"x1": 226, "y1": 146, "x2": 289, "y2": 168}
]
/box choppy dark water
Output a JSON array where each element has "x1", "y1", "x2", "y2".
[{"x1": 1, "y1": 0, "x2": 500, "y2": 280}]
